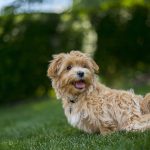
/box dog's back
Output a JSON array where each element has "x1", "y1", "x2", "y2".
[{"x1": 141, "y1": 93, "x2": 150, "y2": 114}]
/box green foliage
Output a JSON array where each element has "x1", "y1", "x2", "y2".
[
  {"x1": 0, "y1": 13, "x2": 83, "y2": 104},
  {"x1": 0, "y1": 99, "x2": 150, "y2": 150},
  {"x1": 0, "y1": 1, "x2": 150, "y2": 104},
  {"x1": 92, "y1": 5, "x2": 150, "y2": 77},
  {"x1": 73, "y1": 0, "x2": 150, "y2": 11}
]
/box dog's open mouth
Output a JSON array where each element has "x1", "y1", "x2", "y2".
[{"x1": 74, "y1": 80, "x2": 86, "y2": 90}]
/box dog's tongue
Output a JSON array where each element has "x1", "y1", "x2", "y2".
[{"x1": 75, "y1": 81, "x2": 85, "y2": 89}]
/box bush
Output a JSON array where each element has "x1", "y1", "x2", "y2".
[
  {"x1": 91, "y1": 5, "x2": 150, "y2": 77},
  {"x1": 0, "y1": 13, "x2": 84, "y2": 104}
]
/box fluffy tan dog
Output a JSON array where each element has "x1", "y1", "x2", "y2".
[{"x1": 47, "y1": 50, "x2": 150, "y2": 134}]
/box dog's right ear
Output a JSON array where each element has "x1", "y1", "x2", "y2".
[
  {"x1": 90, "y1": 58, "x2": 99, "y2": 74},
  {"x1": 47, "y1": 53, "x2": 65, "y2": 78}
]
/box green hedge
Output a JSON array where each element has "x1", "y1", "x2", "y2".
[
  {"x1": 1, "y1": 5, "x2": 150, "y2": 104},
  {"x1": 0, "y1": 13, "x2": 83, "y2": 104},
  {"x1": 92, "y1": 5, "x2": 150, "y2": 77}
]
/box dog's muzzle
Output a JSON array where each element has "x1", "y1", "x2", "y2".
[{"x1": 77, "y1": 71, "x2": 84, "y2": 78}]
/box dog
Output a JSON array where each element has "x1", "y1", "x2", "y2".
[{"x1": 47, "y1": 50, "x2": 150, "y2": 134}]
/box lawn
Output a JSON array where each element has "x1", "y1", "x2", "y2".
[{"x1": 0, "y1": 98, "x2": 150, "y2": 150}]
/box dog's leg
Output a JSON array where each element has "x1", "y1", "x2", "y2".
[
  {"x1": 124, "y1": 114, "x2": 150, "y2": 131},
  {"x1": 99, "y1": 124, "x2": 118, "y2": 135},
  {"x1": 99, "y1": 127, "x2": 113, "y2": 135},
  {"x1": 140, "y1": 93, "x2": 150, "y2": 114}
]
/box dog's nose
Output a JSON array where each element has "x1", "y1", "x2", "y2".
[{"x1": 77, "y1": 71, "x2": 84, "y2": 78}]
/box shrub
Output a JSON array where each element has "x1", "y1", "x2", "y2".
[
  {"x1": 0, "y1": 13, "x2": 83, "y2": 104},
  {"x1": 92, "y1": 5, "x2": 150, "y2": 77}
]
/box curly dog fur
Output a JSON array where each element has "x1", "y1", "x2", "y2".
[{"x1": 47, "y1": 50, "x2": 150, "y2": 134}]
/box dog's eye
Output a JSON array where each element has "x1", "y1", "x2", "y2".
[
  {"x1": 67, "y1": 65, "x2": 72, "y2": 70},
  {"x1": 83, "y1": 64, "x2": 88, "y2": 68}
]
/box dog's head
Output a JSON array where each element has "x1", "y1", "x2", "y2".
[{"x1": 47, "y1": 51, "x2": 99, "y2": 97}]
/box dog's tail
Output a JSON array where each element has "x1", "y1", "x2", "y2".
[{"x1": 141, "y1": 93, "x2": 150, "y2": 114}]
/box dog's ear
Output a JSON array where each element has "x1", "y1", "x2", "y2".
[
  {"x1": 47, "y1": 53, "x2": 65, "y2": 78},
  {"x1": 90, "y1": 58, "x2": 99, "y2": 74}
]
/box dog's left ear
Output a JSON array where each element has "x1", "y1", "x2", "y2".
[
  {"x1": 47, "y1": 53, "x2": 65, "y2": 78},
  {"x1": 90, "y1": 58, "x2": 99, "y2": 74}
]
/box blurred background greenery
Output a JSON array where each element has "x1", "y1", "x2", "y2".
[{"x1": 0, "y1": 0, "x2": 150, "y2": 105}]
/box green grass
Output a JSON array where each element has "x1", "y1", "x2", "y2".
[{"x1": 0, "y1": 98, "x2": 150, "y2": 150}]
